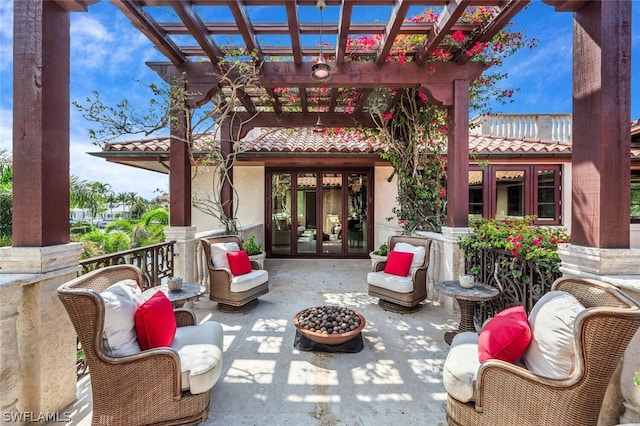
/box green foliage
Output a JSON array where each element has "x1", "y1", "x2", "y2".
[
  {"x1": 373, "y1": 243, "x2": 388, "y2": 256},
  {"x1": 142, "y1": 208, "x2": 169, "y2": 227},
  {"x1": 105, "y1": 219, "x2": 134, "y2": 234},
  {"x1": 70, "y1": 223, "x2": 95, "y2": 235},
  {"x1": 0, "y1": 192, "x2": 11, "y2": 243},
  {"x1": 103, "y1": 231, "x2": 131, "y2": 253},
  {"x1": 242, "y1": 235, "x2": 262, "y2": 255},
  {"x1": 458, "y1": 216, "x2": 570, "y2": 272},
  {"x1": 366, "y1": 92, "x2": 448, "y2": 234}
]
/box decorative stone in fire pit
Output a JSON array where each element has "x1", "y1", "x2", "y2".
[{"x1": 293, "y1": 305, "x2": 366, "y2": 346}]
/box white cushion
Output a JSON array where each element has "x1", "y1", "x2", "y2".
[
  {"x1": 211, "y1": 242, "x2": 240, "y2": 269},
  {"x1": 231, "y1": 269, "x2": 268, "y2": 292},
  {"x1": 523, "y1": 290, "x2": 586, "y2": 379},
  {"x1": 443, "y1": 332, "x2": 481, "y2": 403},
  {"x1": 171, "y1": 321, "x2": 224, "y2": 394},
  {"x1": 394, "y1": 242, "x2": 426, "y2": 270},
  {"x1": 100, "y1": 279, "x2": 143, "y2": 357},
  {"x1": 367, "y1": 271, "x2": 413, "y2": 293}
]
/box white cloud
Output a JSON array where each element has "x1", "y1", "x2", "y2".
[
  {"x1": 0, "y1": 1, "x2": 13, "y2": 74},
  {"x1": 69, "y1": 138, "x2": 166, "y2": 200}
]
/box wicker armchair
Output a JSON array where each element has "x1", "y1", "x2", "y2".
[
  {"x1": 201, "y1": 235, "x2": 269, "y2": 312},
  {"x1": 367, "y1": 235, "x2": 432, "y2": 313},
  {"x1": 57, "y1": 264, "x2": 218, "y2": 426},
  {"x1": 446, "y1": 277, "x2": 640, "y2": 426}
]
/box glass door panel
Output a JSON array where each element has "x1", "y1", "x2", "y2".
[
  {"x1": 495, "y1": 170, "x2": 525, "y2": 219},
  {"x1": 296, "y1": 172, "x2": 317, "y2": 254},
  {"x1": 347, "y1": 173, "x2": 367, "y2": 254},
  {"x1": 271, "y1": 173, "x2": 292, "y2": 254},
  {"x1": 536, "y1": 169, "x2": 556, "y2": 221},
  {"x1": 322, "y1": 173, "x2": 343, "y2": 254}
]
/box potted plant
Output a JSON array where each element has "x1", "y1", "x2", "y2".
[
  {"x1": 243, "y1": 235, "x2": 266, "y2": 268},
  {"x1": 369, "y1": 242, "x2": 388, "y2": 269}
]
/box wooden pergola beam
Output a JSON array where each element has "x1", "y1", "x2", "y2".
[
  {"x1": 111, "y1": 0, "x2": 186, "y2": 66},
  {"x1": 171, "y1": 0, "x2": 224, "y2": 64}
]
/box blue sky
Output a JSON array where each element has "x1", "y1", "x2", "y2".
[{"x1": 0, "y1": 0, "x2": 638, "y2": 200}]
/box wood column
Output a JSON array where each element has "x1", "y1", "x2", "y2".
[
  {"x1": 571, "y1": 0, "x2": 631, "y2": 248},
  {"x1": 12, "y1": 0, "x2": 70, "y2": 246},
  {"x1": 446, "y1": 79, "x2": 470, "y2": 228},
  {"x1": 219, "y1": 118, "x2": 234, "y2": 221},
  {"x1": 169, "y1": 105, "x2": 192, "y2": 226}
]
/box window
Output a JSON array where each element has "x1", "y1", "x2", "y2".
[
  {"x1": 469, "y1": 165, "x2": 562, "y2": 225},
  {"x1": 630, "y1": 170, "x2": 640, "y2": 222}
]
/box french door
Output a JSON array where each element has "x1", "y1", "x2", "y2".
[{"x1": 266, "y1": 168, "x2": 372, "y2": 257}]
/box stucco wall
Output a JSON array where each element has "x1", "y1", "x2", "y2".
[
  {"x1": 373, "y1": 165, "x2": 399, "y2": 249},
  {"x1": 191, "y1": 165, "x2": 265, "y2": 237}
]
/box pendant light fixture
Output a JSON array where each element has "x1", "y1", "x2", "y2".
[
  {"x1": 313, "y1": 115, "x2": 326, "y2": 132},
  {"x1": 310, "y1": 0, "x2": 331, "y2": 82}
]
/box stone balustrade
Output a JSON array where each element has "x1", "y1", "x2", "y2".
[{"x1": 471, "y1": 113, "x2": 573, "y2": 142}]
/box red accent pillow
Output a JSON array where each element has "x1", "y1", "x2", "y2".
[
  {"x1": 135, "y1": 291, "x2": 176, "y2": 351},
  {"x1": 478, "y1": 305, "x2": 532, "y2": 363},
  {"x1": 227, "y1": 250, "x2": 253, "y2": 276},
  {"x1": 383, "y1": 250, "x2": 414, "y2": 276}
]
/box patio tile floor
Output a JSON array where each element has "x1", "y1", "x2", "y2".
[{"x1": 55, "y1": 259, "x2": 459, "y2": 426}]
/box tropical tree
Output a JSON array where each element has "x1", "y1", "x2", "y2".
[
  {"x1": 345, "y1": 7, "x2": 537, "y2": 234},
  {"x1": 74, "y1": 50, "x2": 264, "y2": 234},
  {"x1": 0, "y1": 149, "x2": 12, "y2": 245},
  {"x1": 70, "y1": 176, "x2": 108, "y2": 220}
]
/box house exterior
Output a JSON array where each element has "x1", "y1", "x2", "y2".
[{"x1": 94, "y1": 114, "x2": 640, "y2": 254}]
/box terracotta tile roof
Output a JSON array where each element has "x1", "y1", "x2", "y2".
[
  {"x1": 103, "y1": 127, "x2": 629, "y2": 158},
  {"x1": 468, "y1": 134, "x2": 571, "y2": 155},
  {"x1": 104, "y1": 134, "x2": 216, "y2": 153},
  {"x1": 238, "y1": 128, "x2": 383, "y2": 153}
]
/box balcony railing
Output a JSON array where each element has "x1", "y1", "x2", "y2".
[
  {"x1": 79, "y1": 241, "x2": 176, "y2": 291},
  {"x1": 470, "y1": 113, "x2": 573, "y2": 142},
  {"x1": 464, "y1": 248, "x2": 562, "y2": 325}
]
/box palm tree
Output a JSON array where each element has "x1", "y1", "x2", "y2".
[{"x1": 70, "y1": 177, "x2": 108, "y2": 220}]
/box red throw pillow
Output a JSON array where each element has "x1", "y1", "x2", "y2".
[
  {"x1": 383, "y1": 250, "x2": 414, "y2": 277},
  {"x1": 227, "y1": 250, "x2": 253, "y2": 276},
  {"x1": 478, "y1": 305, "x2": 532, "y2": 363},
  {"x1": 135, "y1": 291, "x2": 177, "y2": 351}
]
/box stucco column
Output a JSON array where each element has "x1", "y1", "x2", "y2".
[
  {"x1": 0, "y1": 284, "x2": 22, "y2": 415},
  {"x1": 438, "y1": 226, "x2": 471, "y2": 313},
  {"x1": 557, "y1": 244, "x2": 640, "y2": 425},
  {"x1": 165, "y1": 226, "x2": 198, "y2": 283},
  {"x1": 0, "y1": 243, "x2": 82, "y2": 419}
]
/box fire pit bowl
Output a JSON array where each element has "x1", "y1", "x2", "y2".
[{"x1": 293, "y1": 306, "x2": 366, "y2": 346}]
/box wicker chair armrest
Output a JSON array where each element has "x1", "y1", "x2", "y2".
[
  {"x1": 410, "y1": 267, "x2": 428, "y2": 290},
  {"x1": 210, "y1": 267, "x2": 233, "y2": 290},
  {"x1": 250, "y1": 260, "x2": 261, "y2": 270},
  {"x1": 475, "y1": 360, "x2": 576, "y2": 413},
  {"x1": 99, "y1": 348, "x2": 183, "y2": 399},
  {"x1": 373, "y1": 261, "x2": 387, "y2": 272},
  {"x1": 173, "y1": 308, "x2": 196, "y2": 326}
]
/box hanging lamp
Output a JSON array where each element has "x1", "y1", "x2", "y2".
[
  {"x1": 310, "y1": 0, "x2": 331, "y2": 82},
  {"x1": 313, "y1": 115, "x2": 326, "y2": 132}
]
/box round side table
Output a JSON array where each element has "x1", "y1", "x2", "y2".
[
  {"x1": 143, "y1": 282, "x2": 206, "y2": 308},
  {"x1": 436, "y1": 280, "x2": 500, "y2": 345}
]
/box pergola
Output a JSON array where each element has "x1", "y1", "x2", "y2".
[{"x1": 5, "y1": 0, "x2": 634, "y2": 417}]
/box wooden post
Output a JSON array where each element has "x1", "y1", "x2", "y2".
[
  {"x1": 571, "y1": 0, "x2": 631, "y2": 247},
  {"x1": 446, "y1": 79, "x2": 470, "y2": 228},
  {"x1": 12, "y1": 0, "x2": 70, "y2": 246},
  {"x1": 219, "y1": 118, "x2": 234, "y2": 222},
  {"x1": 169, "y1": 103, "x2": 192, "y2": 227}
]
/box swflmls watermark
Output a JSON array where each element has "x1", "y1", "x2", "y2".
[{"x1": 2, "y1": 411, "x2": 72, "y2": 423}]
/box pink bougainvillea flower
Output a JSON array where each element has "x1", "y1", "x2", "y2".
[
  {"x1": 440, "y1": 188, "x2": 446, "y2": 197},
  {"x1": 383, "y1": 112, "x2": 393, "y2": 121},
  {"x1": 452, "y1": 30, "x2": 465, "y2": 42},
  {"x1": 417, "y1": 91, "x2": 427, "y2": 101}
]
